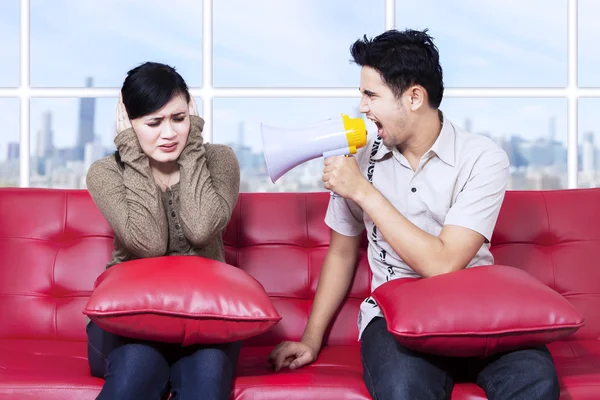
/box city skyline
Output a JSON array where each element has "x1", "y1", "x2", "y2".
[{"x1": 3, "y1": 80, "x2": 600, "y2": 191}]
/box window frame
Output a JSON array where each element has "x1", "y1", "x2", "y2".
[{"x1": 0, "y1": 0, "x2": 596, "y2": 188}]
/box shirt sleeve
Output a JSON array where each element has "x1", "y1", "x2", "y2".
[
  {"x1": 324, "y1": 196, "x2": 365, "y2": 237},
  {"x1": 443, "y1": 147, "x2": 510, "y2": 241}
]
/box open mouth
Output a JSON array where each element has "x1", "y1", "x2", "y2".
[
  {"x1": 374, "y1": 121, "x2": 383, "y2": 132},
  {"x1": 369, "y1": 118, "x2": 384, "y2": 136}
]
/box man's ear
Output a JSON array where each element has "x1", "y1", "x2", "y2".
[{"x1": 407, "y1": 85, "x2": 427, "y2": 111}]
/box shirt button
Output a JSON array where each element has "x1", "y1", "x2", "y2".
[
  {"x1": 169, "y1": 200, "x2": 172, "y2": 205},
  {"x1": 175, "y1": 224, "x2": 180, "y2": 229},
  {"x1": 411, "y1": 187, "x2": 417, "y2": 193},
  {"x1": 171, "y1": 211, "x2": 176, "y2": 217},
  {"x1": 179, "y1": 236, "x2": 185, "y2": 241}
]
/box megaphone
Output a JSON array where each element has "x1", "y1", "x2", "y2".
[{"x1": 261, "y1": 113, "x2": 368, "y2": 183}]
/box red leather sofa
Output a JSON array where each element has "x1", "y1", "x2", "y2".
[{"x1": 0, "y1": 187, "x2": 599, "y2": 399}]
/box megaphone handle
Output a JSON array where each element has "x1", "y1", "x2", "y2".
[
  {"x1": 323, "y1": 147, "x2": 350, "y2": 158},
  {"x1": 324, "y1": 151, "x2": 350, "y2": 199},
  {"x1": 323, "y1": 148, "x2": 352, "y2": 199}
]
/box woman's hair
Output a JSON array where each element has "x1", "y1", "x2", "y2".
[{"x1": 115, "y1": 62, "x2": 190, "y2": 167}]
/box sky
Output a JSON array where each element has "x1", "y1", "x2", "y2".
[{"x1": 0, "y1": 0, "x2": 599, "y2": 162}]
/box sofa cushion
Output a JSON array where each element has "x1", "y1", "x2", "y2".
[
  {"x1": 84, "y1": 256, "x2": 281, "y2": 345},
  {"x1": 548, "y1": 340, "x2": 600, "y2": 399},
  {"x1": 2, "y1": 339, "x2": 599, "y2": 399},
  {"x1": 372, "y1": 265, "x2": 585, "y2": 357},
  {"x1": 234, "y1": 345, "x2": 370, "y2": 400},
  {"x1": 0, "y1": 339, "x2": 102, "y2": 400}
]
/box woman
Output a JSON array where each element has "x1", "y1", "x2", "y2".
[{"x1": 85, "y1": 62, "x2": 241, "y2": 400}]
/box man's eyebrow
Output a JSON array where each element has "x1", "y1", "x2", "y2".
[{"x1": 361, "y1": 88, "x2": 377, "y2": 96}]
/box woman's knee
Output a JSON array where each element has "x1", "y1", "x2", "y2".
[
  {"x1": 99, "y1": 344, "x2": 170, "y2": 400},
  {"x1": 187, "y1": 345, "x2": 238, "y2": 376},
  {"x1": 171, "y1": 342, "x2": 241, "y2": 395}
]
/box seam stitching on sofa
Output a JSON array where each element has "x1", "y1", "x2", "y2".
[
  {"x1": 305, "y1": 194, "x2": 310, "y2": 301},
  {"x1": 541, "y1": 192, "x2": 557, "y2": 291},
  {"x1": 237, "y1": 194, "x2": 241, "y2": 267},
  {"x1": 564, "y1": 341, "x2": 577, "y2": 357},
  {"x1": 63, "y1": 192, "x2": 68, "y2": 240},
  {"x1": 49, "y1": 247, "x2": 59, "y2": 340}
]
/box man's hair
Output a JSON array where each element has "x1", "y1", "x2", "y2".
[{"x1": 350, "y1": 29, "x2": 444, "y2": 109}]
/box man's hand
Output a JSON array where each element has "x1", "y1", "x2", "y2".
[
  {"x1": 116, "y1": 93, "x2": 132, "y2": 135},
  {"x1": 268, "y1": 340, "x2": 319, "y2": 371},
  {"x1": 322, "y1": 155, "x2": 370, "y2": 200}
]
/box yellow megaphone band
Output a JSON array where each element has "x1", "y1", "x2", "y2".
[{"x1": 342, "y1": 114, "x2": 368, "y2": 154}]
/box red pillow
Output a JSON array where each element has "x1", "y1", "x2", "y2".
[
  {"x1": 371, "y1": 265, "x2": 585, "y2": 357},
  {"x1": 83, "y1": 256, "x2": 281, "y2": 346}
]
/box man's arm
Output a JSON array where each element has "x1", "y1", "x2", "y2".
[
  {"x1": 355, "y1": 191, "x2": 484, "y2": 277},
  {"x1": 300, "y1": 230, "x2": 362, "y2": 348},
  {"x1": 324, "y1": 149, "x2": 509, "y2": 278},
  {"x1": 269, "y1": 230, "x2": 361, "y2": 371}
]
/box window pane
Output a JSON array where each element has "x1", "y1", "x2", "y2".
[
  {"x1": 0, "y1": 1, "x2": 19, "y2": 87},
  {"x1": 213, "y1": 98, "x2": 370, "y2": 192},
  {"x1": 441, "y1": 98, "x2": 567, "y2": 189},
  {"x1": 30, "y1": 96, "x2": 203, "y2": 189},
  {"x1": 0, "y1": 99, "x2": 20, "y2": 186},
  {"x1": 578, "y1": 98, "x2": 600, "y2": 187},
  {"x1": 30, "y1": 0, "x2": 203, "y2": 87},
  {"x1": 30, "y1": 98, "x2": 114, "y2": 188},
  {"x1": 578, "y1": 0, "x2": 600, "y2": 87},
  {"x1": 396, "y1": 0, "x2": 567, "y2": 87},
  {"x1": 213, "y1": 0, "x2": 384, "y2": 87}
]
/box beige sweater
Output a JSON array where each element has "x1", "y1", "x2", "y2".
[{"x1": 86, "y1": 115, "x2": 240, "y2": 268}]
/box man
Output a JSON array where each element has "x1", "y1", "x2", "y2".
[{"x1": 269, "y1": 29, "x2": 560, "y2": 399}]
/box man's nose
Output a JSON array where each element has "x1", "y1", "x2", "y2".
[{"x1": 358, "y1": 97, "x2": 369, "y2": 113}]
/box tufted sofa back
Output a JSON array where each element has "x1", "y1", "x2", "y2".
[{"x1": 0, "y1": 188, "x2": 598, "y2": 344}]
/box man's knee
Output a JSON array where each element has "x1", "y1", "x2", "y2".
[
  {"x1": 527, "y1": 352, "x2": 560, "y2": 399},
  {"x1": 364, "y1": 367, "x2": 450, "y2": 400},
  {"x1": 537, "y1": 373, "x2": 561, "y2": 399},
  {"x1": 480, "y1": 346, "x2": 560, "y2": 400},
  {"x1": 361, "y1": 341, "x2": 452, "y2": 400}
]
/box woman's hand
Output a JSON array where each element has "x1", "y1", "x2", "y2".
[
  {"x1": 116, "y1": 93, "x2": 132, "y2": 135},
  {"x1": 188, "y1": 95, "x2": 199, "y2": 117}
]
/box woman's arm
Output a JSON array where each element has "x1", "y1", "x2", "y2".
[
  {"x1": 86, "y1": 98, "x2": 168, "y2": 257},
  {"x1": 177, "y1": 115, "x2": 241, "y2": 247}
]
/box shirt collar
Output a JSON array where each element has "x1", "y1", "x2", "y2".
[{"x1": 428, "y1": 111, "x2": 455, "y2": 167}]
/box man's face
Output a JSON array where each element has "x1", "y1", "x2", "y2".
[{"x1": 358, "y1": 66, "x2": 411, "y2": 149}]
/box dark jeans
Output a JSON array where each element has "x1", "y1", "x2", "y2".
[
  {"x1": 87, "y1": 321, "x2": 242, "y2": 400},
  {"x1": 360, "y1": 317, "x2": 560, "y2": 400}
]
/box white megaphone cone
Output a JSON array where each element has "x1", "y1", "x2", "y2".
[{"x1": 261, "y1": 114, "x2": 367, "y2": 184}]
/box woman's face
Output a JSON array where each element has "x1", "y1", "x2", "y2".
[{"x1": 130, "y1": 95, "x2": 191, "y2": 164}]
